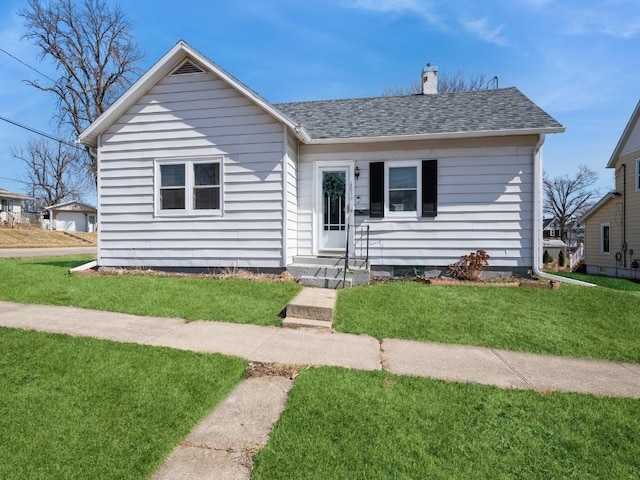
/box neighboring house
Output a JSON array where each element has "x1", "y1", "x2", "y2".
[
  {"x1": 78, "y1": 41, "x2": 564, "y2": 280},
  {"x1": 581, "y1": 99, "x2": 640, "y2": 278},
  {"x1": 0, "y1": 188, "x2": 31, "y2": 226},
  {"x1": 46, "y1": 201, "x2": 97, "y2": 232},
  {"x1": 543, "y1": 217, "x2": 562, "y2": 239}
]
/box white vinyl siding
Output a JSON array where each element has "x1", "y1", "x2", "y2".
[
  {"x1": 284, "y1": 130, "x2": 299, "y2": 265},
  {"x1": 297, "y1": 136, "x2": 538, "y2": 268},
  {"x1": 98, "y1": 70, "x2": 286, "y2": 269}
]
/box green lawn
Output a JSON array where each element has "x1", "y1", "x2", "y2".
[
  {"x1": 552, "y1": 271, "x2": 640, "y2": 291},
  {"x1": 0, "y1": 256, "x2": 301, "y2": 326},
  {"x1": 0, "y1": 327, "x2": 246, "y2": 479},
  {"x1": 335, "y1": 282, "x2": 640, "y2": 363},
  {"x1": 252, "y1": 367, "x2": 640, "y2": 479}
]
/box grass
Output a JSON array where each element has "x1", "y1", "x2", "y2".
[
  {"x1": 335, "y1": 281, "x2": 640, "y2": 363},
  {"x1": 0, "y1": 228, "x2": 95, "y2": 247},
  {"x1": 552, "y1": 271, "x2": 640, "y2": 291},
  {"x1": 252, "y1": 367, "x2": 640, "y2": 479},
  {"x1": 0, "y1": 255, "x2": 301, "y2": 325},
  {"x1": 0, "y1": 327, "x2": 246, "y2": 479}
]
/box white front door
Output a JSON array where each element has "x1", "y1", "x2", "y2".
[{"x1": 317, "y1": 165, "x2": 353, "y2": 252}]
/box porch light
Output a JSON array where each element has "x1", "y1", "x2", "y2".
[{"x1": 354, "y1": 165, "x2": 360, "y2": 180}]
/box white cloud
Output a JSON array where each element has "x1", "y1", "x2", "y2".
[
  {"x1": 461, "y1": 17, "x2": 508, "y2": 46},
  {"x1": 559, "y1": 1, "x2": 640, "y2": 39},
  {"x1": 346, "y1": 0, "x2": 443, "y2": 27}
]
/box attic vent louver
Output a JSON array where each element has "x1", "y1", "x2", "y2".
[{"x1": 171, "y1": 60, "x2": 204, "y2": 75}]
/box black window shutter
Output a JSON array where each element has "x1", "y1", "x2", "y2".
[
  {"x1": 422, "y1": 159, "x2": 437, "y2": 217},
  {"x1": 370, "y1": 162, "x2": 384, "y2": 218}
]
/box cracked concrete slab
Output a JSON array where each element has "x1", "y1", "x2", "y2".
[
  {"x1": 496, "y1": 349, "x2": 640, "y2": 398},
  {"x1": 383, "y1": 339, "x2": 531, "y2": 389},
  {"x1": 249, "y1": 328, "x2": 381, "y2": 370},
  {"x1": 153, "y1": 376, "x2": 294, "y2": 480},
  {"x1": 152, "y1": 448, "x2": 250, "y2": 480}
]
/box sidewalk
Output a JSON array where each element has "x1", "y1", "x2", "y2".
[{"x1": 0, "y1": 300, "x2": 638, "y2": 398}]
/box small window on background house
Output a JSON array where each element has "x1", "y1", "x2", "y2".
[
  {"x1": 601, "y1": 223, "x2": 610, "y2": 254},
  {"x1": 636, "y1": 158, "x2": 640, "y2": 191},
  {"x1": 160, "y1": 164, "x2": 186, "y2": 210}
]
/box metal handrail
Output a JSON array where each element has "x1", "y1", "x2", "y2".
[{"x1": 343, "y1": 222, "x2": 349, "y2": 288}]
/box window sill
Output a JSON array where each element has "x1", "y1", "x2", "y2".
[
  {"x1": 364, "y1": 216, "x2": 435, "y2": 223},
  {"x1": 155, "y1": 210, "x2": 222, "y2": 219}
]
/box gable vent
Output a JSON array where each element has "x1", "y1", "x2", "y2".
[{"x1": 171, "y1": 60, "x2": 205, "y2": 75}]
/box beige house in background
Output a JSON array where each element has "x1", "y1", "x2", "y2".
[{"x1": 582, "y1": 99, "x2": 640, "y2": 278}]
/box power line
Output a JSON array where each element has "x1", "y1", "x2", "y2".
[
  {"x1": 0, "y1": 175, "x2": 26, "y2": 184},
  {"x1": 0, "y1": 115, "x2": 84, "y2": 151},
  {"x1": 0, "y1": 46, "x2": 57, "y2": 83}
]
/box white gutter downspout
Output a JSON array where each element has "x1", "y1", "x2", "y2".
[
  {"x1": 282, "y1": 125, "x2": 288, "y2": 269},
  {"x1": 532, "y1": 133, "x2": 595, "y2": 287}
]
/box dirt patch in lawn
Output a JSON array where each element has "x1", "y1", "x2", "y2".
[
  {"x1": 246, "y1": 362, "x2": 306, "y2": 380},
  {"x1": 417, "y1": 277, "x2": 559, "y2": 288}
]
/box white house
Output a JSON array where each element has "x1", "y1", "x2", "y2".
[
  {"x1": 0, "y1": 188, "x2": 31, "y2": 226},
  {"x1": 78, "y1": 41, "x2": 564, "y2": 284},
  {"x1": 46, "y1": 201, "x2": 97, "y2": 232}
]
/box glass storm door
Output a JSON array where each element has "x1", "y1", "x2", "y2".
[{"x1": 320, "y1": 169, "x2": 349, "y2": 251}]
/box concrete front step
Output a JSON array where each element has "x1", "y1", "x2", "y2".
[
  {"x1": 288, "y1": 257, "x2": 370, "y2": 289},
  {"x1": 298, "y1": 276, "x2": 352, "y2": 289},
  {"x1": 282, "y1": 317, "x2": 332, "y2": 329},
  {"x1": 292, "y1": 255, "x2": 368, "y2": 269},
  {"x1": 284, "y1": 288, "x2": 336, "y2": 329}
]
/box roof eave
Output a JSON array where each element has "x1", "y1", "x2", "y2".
[
  {"x1": 79, "y1": 41, "x2": 304, "y2": 147},
  {"x1": 606, "y1": 99, "x2": 640, "y2": 168},
  {"x1": 306, "y1": 126, "x2": 565, "y2": 145},
  {"x1": 579, "y1": 192, "x2": 620, "y2": 223},
  {"x1": 0, "y1": 193, "x2": 31, "y2": 200}
]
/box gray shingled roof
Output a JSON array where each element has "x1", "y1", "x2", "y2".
[{"x1": 274, "y1": 87, "x2": 562, "y2": 139}]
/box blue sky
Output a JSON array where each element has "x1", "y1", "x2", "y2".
[{"x1": 1, "y1": 0, "x2": 639, "y2": 199}]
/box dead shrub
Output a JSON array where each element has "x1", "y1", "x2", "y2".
[{"x1": 447, "y1": 250, "x2": 490, "y2": 281}]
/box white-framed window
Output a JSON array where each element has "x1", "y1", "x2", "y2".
[
  {"x1": 636, "y1": 158, "x2": 640, "y2": 191},
  {"x1": 155, "y1": 157, "x2": 222, "y2": 216},
  {"x1": 385, "y1": 162, "x2": 421, "y2": 217},
  {"x1": 600, "y1": 223, "x2": 610, "y2": 254}
]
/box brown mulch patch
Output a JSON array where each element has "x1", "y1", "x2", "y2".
[
  {"x1": 246, "y1": 361, "x2": 306, "y2": 379},
  {"x1": 74, "y1": 266, "x2": 298, "y2": 283},
  {"x1": 416, "y1": 277, "x2": 559, "y2": 288}
]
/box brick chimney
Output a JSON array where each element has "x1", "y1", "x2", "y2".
[{"x1": 422, "y1": 63, "x2": 438, "y2": 94}]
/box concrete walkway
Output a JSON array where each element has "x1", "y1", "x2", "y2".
[
  {"x1": 1, "y1": 300, "x2": 638, "y2": 398},
  {"x1": 2, "y1": 300, "x2": 639, "y2": 479},
  {"x1": 153, "y1": 375, "x2": 294, "y2": 480}
]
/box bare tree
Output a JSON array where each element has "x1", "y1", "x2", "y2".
[
  {"x1": 543, "y1": 165, "x2": 600, "y2": 242},
  {"x1": 383, "y1": 72, "x2": 495, "y2": 96},
  {"x1": 20, "y1": 0, "x2": 143, "y2": 183},
  {"x1": 13, "y1": 138, "x2": 90, "y2": 206}
]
